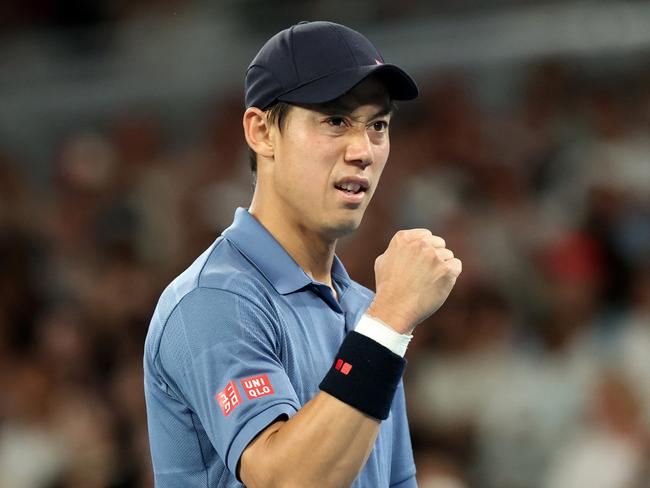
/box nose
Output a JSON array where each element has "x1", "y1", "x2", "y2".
[{"x1": 344, "y1": 129, "x2": 373, "y2": 169}]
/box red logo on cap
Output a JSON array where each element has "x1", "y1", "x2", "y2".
[
  {"x1": 240, "y1": 374, "x2": 275, "y2": 400},
  {"x1": 215, "y1": 380, "x2": 242, "y2": 417}
]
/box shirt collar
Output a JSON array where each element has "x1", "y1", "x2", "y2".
[{"x1": 222, "y1": 208, "x2": 351, "y2": 296}]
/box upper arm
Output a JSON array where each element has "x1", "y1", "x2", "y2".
[
  {"x1": 158, "y1": 287, "x2": 300, "y2": 478},
  {"x1": 238, "y1": 417, "x2": 287, "y2": 487}
]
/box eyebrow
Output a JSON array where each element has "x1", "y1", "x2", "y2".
[{"x1": 315, "y1": 101, "x2": 394, "y2": 120}]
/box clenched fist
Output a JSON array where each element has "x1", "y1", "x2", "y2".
[{"x1": 367, "y1": 229, "x2": 462, "y2": 335}]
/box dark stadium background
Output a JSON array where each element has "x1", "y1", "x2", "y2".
[{"x1": 1, "y1": 1, "x2": 649, "y2": 486}]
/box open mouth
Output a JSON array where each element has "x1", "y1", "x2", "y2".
[
  {"x1": 334, "y1": 176, "x2": 370, "y2": 193},
  {"x1": 333, "y1": 178, "x2": 370, "y2": 205},
  {"x1": 334, "y1": 182, "x2": 366, "y2": 195}
]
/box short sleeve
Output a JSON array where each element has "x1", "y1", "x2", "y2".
[
  {"x1": 156, "y1": 286, "x2": 300, "y2": 477},
  {"x1": 390, "y1": 379, "x2": 417, "y2": 487}
]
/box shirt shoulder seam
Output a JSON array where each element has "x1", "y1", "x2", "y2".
[{"x1": 153, "y1": 284, "x2": 281, "y2": 364}]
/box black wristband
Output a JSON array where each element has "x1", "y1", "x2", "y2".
[{"x1": 319, "y1": 331, "x2": 406, "y2": 420}]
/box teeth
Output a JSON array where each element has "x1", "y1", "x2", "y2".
[{"x1": 339, "y1": 182, "x2": 361, "y2": 192}]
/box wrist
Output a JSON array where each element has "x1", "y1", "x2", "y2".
[
  {"x1": 355, "y1": 313, "x2": 413, "y2": 357},
  {"x1": 366, "y1": 301, "x2": 414, "y2": 335}
]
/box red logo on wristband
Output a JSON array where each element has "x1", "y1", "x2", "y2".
[
  {"x1": 240, "y1": 374, "x2": 275, "y2": 400},
  {"x1": 215, "y1": 380, "x2": 242, "y2": 417},
  {"x1": 335, "y1": 359, "x2": 353, "y2": 375}
]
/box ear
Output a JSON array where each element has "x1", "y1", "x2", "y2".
[{"x1": 243, "y1": 108, "x2": 275, "y2": 160}]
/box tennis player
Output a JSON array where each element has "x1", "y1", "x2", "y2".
[{"x1": 144, "y1": 20, "x2": 461, "y2": 487}]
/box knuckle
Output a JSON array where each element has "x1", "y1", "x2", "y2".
[
  {"x1": 437, "y1": 249, "x2": 453, "y2": 260},
  {"x1": 397, "y1": 228, "x2": 432, "y2": 243},
  {"x1": 441, "y1": 259, "x2": 460, "y2": 274},
  {"x1": 432, "y1": 235, "x2": 446, "y2": 248},
  {"x1": 423, "y1": 243, "x2": 437, "y2": 256},
  {"x1": 394, "y1": 230, "x2": 408, "y2": 242}
]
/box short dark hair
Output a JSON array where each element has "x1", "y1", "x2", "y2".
[{"x1": 248, "y1": 101, "x2": 292, "y2": 184}]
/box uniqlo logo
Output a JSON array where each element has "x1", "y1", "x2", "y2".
[
  {"x1": 335, "y1": 358, "x2": 352, "y2": 375},
  {"x1": 240, "y1": 374, "x2": 275, "y2": 400},
  {"x1": 215, "y1": 380, "x2": 242, "y2": 417}
]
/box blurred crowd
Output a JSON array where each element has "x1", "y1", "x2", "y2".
[{"x1": 1, "y1": 59, "x2": 650, "y2": 488}]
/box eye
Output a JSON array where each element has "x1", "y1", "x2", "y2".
[
  {"x1": 371, "y1": 120, "x2": 388, "y2": 132},
  {"x1": 326, "y1": 117, "x2": 347, "y2": 128}
]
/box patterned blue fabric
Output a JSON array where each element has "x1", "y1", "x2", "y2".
[{"x1": 144, "y1": 207, "x2": 417, "y2": 487}]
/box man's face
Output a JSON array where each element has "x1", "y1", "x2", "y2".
[{"x1": 269, "y1": 77, "x2": 392, "y2": 239}]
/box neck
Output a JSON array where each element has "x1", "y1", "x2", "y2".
[{"x1": 249, "y1": 197, "x2": 336, "y2": 288}]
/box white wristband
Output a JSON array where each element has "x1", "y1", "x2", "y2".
[{"x1": 354, "y1": 313, "x2": 413, "y2": 357}]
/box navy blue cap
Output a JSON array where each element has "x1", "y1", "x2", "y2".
[{"x1": 245, "y1": 21, "x2": 419, "y2": 110}]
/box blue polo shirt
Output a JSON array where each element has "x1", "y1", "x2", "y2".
[{"x1": 144, "y1": 207, "x2": 417, "y2": 487}]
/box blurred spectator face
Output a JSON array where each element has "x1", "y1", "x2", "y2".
[
  {"x1": 255, "y1": 77, "x2": 391, "y2": 239},
  {"x1": 593, "y1": 373, "x2": 641, "y2": 437},
  {"x1": 416, "y1": 450, "x2": 467, "y2": 488},
  {"x1": 56, "y1": 132, "x2": 117, "y2": 194},
  {"x1": 3, "y1": 362, "x2": 53, "y2": 424},
  {"x1": 34, "y1": 305, "x2": 93, "y2": 385}
]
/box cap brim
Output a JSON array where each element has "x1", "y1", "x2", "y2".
[{"x1": 277, "y1": 64, "x2": 419, "y2": 106}]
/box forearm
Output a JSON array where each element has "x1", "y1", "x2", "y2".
[
  {"x1": 241, "y1": 327, "x2": 407, "y2": 487},
  {"x1": 241, "y1": 391, "x2": 380, "y2": 488}
]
